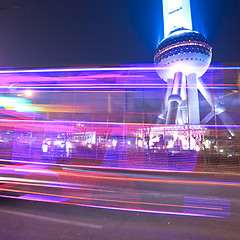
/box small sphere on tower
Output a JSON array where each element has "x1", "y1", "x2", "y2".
[{"x1": 154, "y1": 29, "x2": 212, "y2": 81}]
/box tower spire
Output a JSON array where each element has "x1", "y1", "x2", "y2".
[{"x1": 162, "y1": 0, "x2": 192, "y2": 37}]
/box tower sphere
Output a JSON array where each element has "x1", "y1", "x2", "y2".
[{"x1": 154, "y1": 30, "x2": 212, "y2": 81}]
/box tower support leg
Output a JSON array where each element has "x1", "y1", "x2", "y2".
[
  {"x1": 187, "y1": 73, "x2": 200, "y2": 124},
  {"x1": 166, "y1": 72, "x2": 182, "y2": 124}
]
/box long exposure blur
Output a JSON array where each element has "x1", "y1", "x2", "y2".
[{"x1": 0, "y1": 64, "x2": 239, "y2": 219}]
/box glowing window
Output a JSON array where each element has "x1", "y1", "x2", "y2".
[{"x1": 168, "y1": 0, "x2": 183, "y2": 13}]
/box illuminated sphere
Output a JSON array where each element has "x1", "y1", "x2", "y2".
[{"x1": 154, "y1": 30, "x2": 212, "y2": 81}]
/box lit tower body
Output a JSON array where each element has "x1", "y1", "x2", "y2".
[{"x1": 154, "y1": 0, "x2": 229, "y2": 128}]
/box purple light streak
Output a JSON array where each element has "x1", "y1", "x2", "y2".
[{"x1": 0, "y1": 65, "x2": 239, "y2": 75}]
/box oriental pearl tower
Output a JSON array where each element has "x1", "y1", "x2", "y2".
[{"x1": 154, "y1": 0, "x2": 233, "y2": 134}]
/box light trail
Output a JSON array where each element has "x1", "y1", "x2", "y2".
[
  {"x1": 1, "y1": 157, "x2": 240, "y2": 176},
  {"x1": 1, "y1": 164, "x2": 240, "y2": 186},
  {"x1": 0, "y1": 84, "x2": 238, "y2": 90},
  {"x1": 0, "y1": 65, "x2": 239, "y2": 75},
  {"x1": 0, "y1": 187, "x2": 224, "y2": 211},
  {"x1": 75, "y1": 204, "x2": 226, "y2": 218},
  {"x1": 0, "y1": 118, "x2": 239, "y2": 129}
]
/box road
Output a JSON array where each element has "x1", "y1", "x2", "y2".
[{"x1": 0, "y1": 168, "x2": 239, "y2": 240}]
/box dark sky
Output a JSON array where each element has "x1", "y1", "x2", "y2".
[{"x1": 0, "y1": 0, "x2": 239, "y2": 68}]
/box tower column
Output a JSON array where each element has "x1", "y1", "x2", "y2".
[
  {"x1": 165, "y1": 78, "x2": 174, "y2": 110},
  {"x1": 187, "y1": 73, "x2": 200, "y2": 124},
  {"x1": 166, "y1": 72, "x2": 182, "y2": 124}
]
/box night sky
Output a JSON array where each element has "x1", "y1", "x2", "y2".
[{"x1": 0, "y1": 0, "x2": 239, "y2": 68}]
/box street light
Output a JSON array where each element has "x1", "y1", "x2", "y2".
[{"x1": 24, "y1": 89, "x2": 33, "y2": 98}]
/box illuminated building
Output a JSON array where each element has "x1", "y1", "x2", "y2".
[{"x1": 154, "y1": 0, "x2": 234, "y2": 134}]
